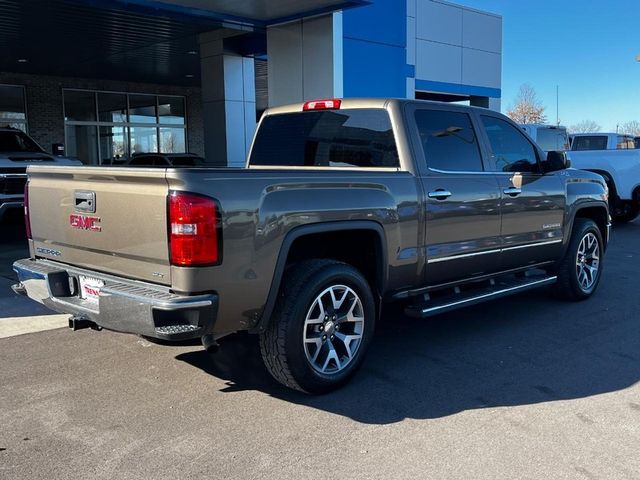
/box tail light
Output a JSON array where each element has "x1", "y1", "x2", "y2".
[
  {"x1": 303, "y1": 99, "x2": 341, "y2": 111},
  {"x1": 168, "y1": 191, "x2": 221, "y2": 266},
  {"x1": 24, "y1": 181, "x2": 32, "y2": 239}
]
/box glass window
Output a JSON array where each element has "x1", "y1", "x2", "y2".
[
  {"x1": 99, "y1": 126, "x2": 128, "y2": 165},
  {"x1": 481, "y1": 116, "x2": 539, "y2": 173},
  {"x1": 98, "y1": 93, "x2": 127, "y2": 123},
  {"x1": 130, "y1": 127, "x2": 158, "y2": 155},
  {"x1": 414, "y1": 110, "x2": 483, "y2": 172},
  {"x1": 64, "y1": 90, "x2": 96, "y2": 122},
  {"x1": 63, "y1": 90, "x2": 187, "y2": 165},
  {"x1": 158, "y1": 96, "x2": 185, "y2": 125},
  {"x1": 250, "y1": 109, "x2": 399, "y2": 168},
  {"x1": 66, "y1": 125, "x2": 99, "y2": 164},
  {"x1": 0, "y1": 130, "x2": 43, "y2": 153},
  {"x1": 571, "y1": 136, "x2": 608, "y2": 151},
  {"x1": 0, "y1": 85, "x2": 26, "y2": 121},
  {"x1": 616, "y1": 135, "x2": 634, "y2": 149},
  {"x1": 129, "y1": 94, "x2": 157, "y2": 123},
  {"x1": 535, "y1": 127, "x2": 569, "y2": 151},
  {"x1": 160, "y1": 127, "x2": 186, "y2": 153}
]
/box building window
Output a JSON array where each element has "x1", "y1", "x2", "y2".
[
  {"x1": 63, "y1": 89, "x2": 187, "y2": 165},
  {"x1": 0, "y1": 85, "x2": 28, "y2": 132}
]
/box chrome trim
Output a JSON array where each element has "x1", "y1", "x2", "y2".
[
  {"x1": 428, "y1": 248, "x2": 501, "y2": 264},
  {"x1": 420, "y1": 276, "x2": 558, "y2": 314},
  {"x1": 0, "y1": 173, "x2": 28, "y2": 179},
  {"x1": 503, "y1": 187, "x2": 522, "y2": 196},
  {"x1": 427, "y1": 189, "x2": 452, "y2": 199},
  {"x1": 501, "y1": 239, "x2": 562, "y2": 252},
  {"x1": 427, "y1": 239, "x2": 563, "y2": 264},
  {"x1": 428, "y1": 167, "x2": 492, "y2": 175}
]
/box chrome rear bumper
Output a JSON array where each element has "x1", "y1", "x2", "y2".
[{"x1": 12, "y1": 258, "x2": 218, "y2": 341}]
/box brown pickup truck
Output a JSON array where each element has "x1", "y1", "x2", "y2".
[{"x1": 13, "y1": 98, "x2": 610, "y2": 393}]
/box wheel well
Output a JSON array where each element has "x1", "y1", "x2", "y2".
[
  {"x1": 575, "y1": 207, "x2": 608, "y2": 241},
  {"x1": 285, "y1": 229, "x2": 385, "y2": 296},
  {"x1": 587, "y1": 169, "x2": 617, "y2": 198}
]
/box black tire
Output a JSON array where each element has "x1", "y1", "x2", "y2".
[
  {"x1": 555, "y1": 218, "x2": 604, "y2": 301},
  {"x1": 259, "y1": 259, "x2": 376, "y2": 394},
  {"x1": 611, "y1": 200, "x2": 639, "y2": 223}
]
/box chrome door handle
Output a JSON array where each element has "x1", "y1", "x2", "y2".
[
  {"x1": 503, "y1": 187, "x2": 522, "y2": 197},
  {"x1": 428, "y1": 189, "x2": 452, "y2": 200}
]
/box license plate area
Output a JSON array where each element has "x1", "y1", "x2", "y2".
[{"x1": 78, "y1": 275, "x2": 104, "y2": 303}]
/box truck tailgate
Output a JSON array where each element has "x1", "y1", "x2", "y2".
[{"x1": 27, "y1": 166, "x2": 171, "y2": 285}]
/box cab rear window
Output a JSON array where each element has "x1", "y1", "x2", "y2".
[{"x1": 250, "y1": 109, "x2": 399, "y2": 168}]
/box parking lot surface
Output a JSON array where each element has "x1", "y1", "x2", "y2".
[{"x1": 1, "y1": 217, "x2": 639, "y2": 479}]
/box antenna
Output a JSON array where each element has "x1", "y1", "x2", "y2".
[{"x1": 556, "y1": 85, "x2": 560, "y2": 127}]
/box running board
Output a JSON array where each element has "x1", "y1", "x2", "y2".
[{"x1": 404, "y1": 274, "x2": 557, "y2": 318}]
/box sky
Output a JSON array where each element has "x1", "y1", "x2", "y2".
[{"x1": 456, "y1": 0, "x2": 640, "y2": 131}]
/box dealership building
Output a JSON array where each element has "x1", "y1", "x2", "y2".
[{"x1": 0, "y1": 0, "x2": 502, "y2": 167}]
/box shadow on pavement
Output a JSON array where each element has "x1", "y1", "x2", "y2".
[
  {"x1": 176, "y1": 288, "x2": 640, "y2": 424},
  {"x1": 177, "y1": 220, "x2": 640, "y2": 424}
]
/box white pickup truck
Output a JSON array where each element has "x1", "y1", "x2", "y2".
[
  {"x1": 570, "y1": 133, "x2": 636, "y2": 151},
  {"x1": 567, "y1": 134, "x2": 640, "y2": 222},
  {"x1": 520, "y1": 124, "x2": 570, "y2": 152},
  {"x1": 0, "y1": 127, "x2": 81, "y2": 220}
]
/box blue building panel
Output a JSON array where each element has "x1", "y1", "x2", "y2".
[
  {"x1": 342, "y1": 0, "x2": 408, "y2": 98},
  {"x1": 343, "y1": 38, "x2": 407, "y2": 98},
  {"x1": 342, "y1": 0, "x2": 406, "y2": 48}
]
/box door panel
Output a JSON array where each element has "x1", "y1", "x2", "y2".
[
  {"x1": 478, "y1": 114, "x2": 566, "y2": 269},
  {"x1": 422, "y1": 173, "x2": 502, "y2": 285},
  {"x1": 496, "y1": 172, "x2": 566, "y2": 269}
]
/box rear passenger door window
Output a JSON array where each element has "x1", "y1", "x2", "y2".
[
  {"x1": 480, "y1": 116, "x2": 540, "y2": 173},
  {"x1": 414, "y1": 110, "x2": 484, "y2": 172}
]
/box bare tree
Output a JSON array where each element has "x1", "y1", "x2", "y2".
[
  {"x1": 568, "y1": 120, "x2": 601, "y2": 133},
  {"x1": 620, "y1": 120, "x2": 640, "y2": 136},
  {"x1": 506, "y1": 84, "x2": 547, "y2": 124}
]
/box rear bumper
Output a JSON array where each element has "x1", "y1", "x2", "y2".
[{"x1": 12, "y1": 258, "x2": 218, "y2": 341}]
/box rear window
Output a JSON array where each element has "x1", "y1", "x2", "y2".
[
  {"x1": 535, "y1": 127, "x2": 569, "y2": 151},
  {"x1": 0, "y1": 130, "x2": 43, "y2": 153},
  {"x1": 571, "y1": 136, "x2": 608, "y2": 151},
  {"x1": 616, "y1": 135, "x2": 634, "y2": 149},
  {"x1": 250, "y1": 109, "x2": 399, "y2": 168}
]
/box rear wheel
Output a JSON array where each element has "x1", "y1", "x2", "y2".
[
  {"x1": 259, "y1": 259, "x2": 376, "y2": 394},
  {"x1": 555, "y1": 219, "x2": 603, "y2": 300}
]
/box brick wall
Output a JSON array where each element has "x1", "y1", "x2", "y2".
[{"x1": 0, "y1": 72, "x2": 204, "y2": 157}]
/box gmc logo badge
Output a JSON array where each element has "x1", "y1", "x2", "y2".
[{"x1": 70, "y1": 214, "x2": 102, "y2": 232}]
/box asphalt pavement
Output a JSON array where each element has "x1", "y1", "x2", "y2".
[{"x1": 1, "y1": 216, "x2": 639, "y2": 479}]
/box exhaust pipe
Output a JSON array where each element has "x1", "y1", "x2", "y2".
[{"x1": 68, "y1": 316, "x2": 101, "y2": 331}]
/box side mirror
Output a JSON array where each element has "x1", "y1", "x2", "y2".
[{"x1": 542, "y1": 151, "x2": 570, "y2": 173}]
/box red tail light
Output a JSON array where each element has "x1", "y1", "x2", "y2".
[
  {"x1": 168, "y1": 191, "x2": 221, "y2": 266},
  {"x1": 303, "y1": 99, "x2": 341, "y2": 111},
  {"x1": 24, "y1": 181, "x2": 32, "y2": 239}
]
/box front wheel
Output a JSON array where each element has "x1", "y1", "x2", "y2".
[
  {"x1": 554, "y1": 219, "x2": 604, "y2": 301},
  {"x1": 259, "y1": 259, "x2": 376, "y2": 394}
]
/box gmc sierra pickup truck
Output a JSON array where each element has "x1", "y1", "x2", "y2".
[{"x1": 13, "y1": 99, "x2": 610, "y2": 393}]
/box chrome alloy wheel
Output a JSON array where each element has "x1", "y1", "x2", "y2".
[
  {"x1": 576, "y1": 232, "x2": 600, "y2": 291},
  {"x1": 303, "y1": 284, "x2": 365, "y2": 375}
]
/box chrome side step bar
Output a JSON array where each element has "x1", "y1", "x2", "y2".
[{"x1": 404, "y1": 274, "x2": 557, "y2": 318}]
